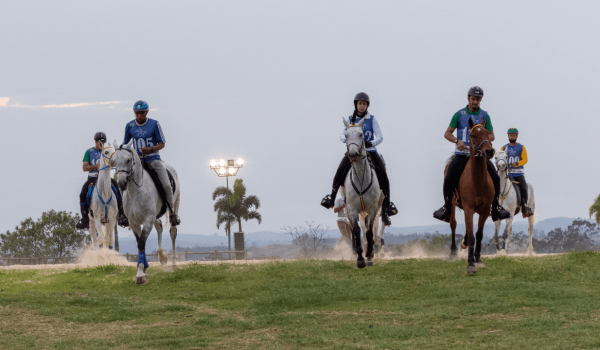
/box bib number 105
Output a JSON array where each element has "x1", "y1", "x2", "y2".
[{"x1": 133, "y1": 138, "x2": 154, "y2": 150}]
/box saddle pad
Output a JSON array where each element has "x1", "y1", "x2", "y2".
[{"x1": 142, "y1": 162, "x2": 176, "y2": 219}]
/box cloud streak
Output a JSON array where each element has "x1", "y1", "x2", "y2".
[{"x1": 3, "y1": 100, "x2": 123, "y2": 108}]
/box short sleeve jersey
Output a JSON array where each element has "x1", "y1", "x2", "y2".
[
  {"x1": 123, "y1": 118, "x2": 166, "y2": 162},
  {"x1": 82, "y1": 147, "x2": 102, "y2": 178},
  {"x1": 501, "y1": 143, "x2": 526, "y2": 176},
  {"x1": 449, "y1": 106, "x2": 493, "y2": 156}
]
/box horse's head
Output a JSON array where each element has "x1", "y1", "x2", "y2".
[
  {"x1": 101, "y1": 142, "x2": 116, "y2": 168},
  {"x1": 495, "y1": 150, "x2": 508, "y2": 172},
  {"x1": 468, "y1": 117, "x2": 494, "y2": 159},
  {"x1": 113, "y1": 138, "x2": 136, "y2": 191},
  {"x1": 342, "y1": 117, "x2": 365, "y2": 162}
]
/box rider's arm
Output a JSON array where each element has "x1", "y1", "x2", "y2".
[
  {"x1": 82, "y1": 161, "x2": 99, "y2": 172},
  {"x1": 334, "y1": 203, "x2": 346, "y2": 213},
  {"x1": 444, "y1": 126, "x2": 457, "y2": 142},
  {"x1": 123, "y1": 124, "x2": 132, "y2": 145},
  {"x1": 371, "y1": 117, "x2": 383, "y2": 147},
  {"x1": 488, "y1": 130, "x2": 495, "y2": 142},
  {"x1": 518, "y1": 146, "x2": 528, "y2": 166},
  {"x1": 485, "y1": 115, "x2": 495, "y2": 142},
  {"x1": 140, "y1": 142, "x2": 165, "y2": 155}
]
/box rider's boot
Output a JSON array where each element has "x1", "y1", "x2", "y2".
[
  {"x1": 522, "y1": 206, "x2": 534, "y2": 218},
  {"x1": 76, "y1": 202, "x2": 90, "y2": 229},
  {"x1": 433, "y1": 201, "x2": 452, "y2": 223},
  {"x1": 118, "y1": 210, "x2": 129, "y2": 228},
  {"x1": 169, "y1": 213, "x2": 181, "y2": 226},
  {"x1": 491, "y1": 198, "x2": 511, "y2": 222},
  {"x1": 321, "y1": 188, "x2": 338, "y2": 209},
  {"x1": 387, "y1": 201, "x2": 398, "y2": 216}
]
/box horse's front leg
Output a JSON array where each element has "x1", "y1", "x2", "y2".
[
  {"x1": 170, "y1": 225, "x2": 178, "y2": 268},
  {"x1": 93, "y1": 218, "x2": 106, "y2": 250},
  {"x1": 474, "y1": 212, "x2": 487, "y2": 264},
  {"x1": 350, "y1": 215, "x2": 365, "y2": 268},
  {"x1": 450, "y1": 205, "x2": 457, "y2": 258},
  {"x1": 528, "y1": 215, "x2": 535, "y2": 256},
  {"x1": 89, "y1": 214, "x2": 98, "y2": 249},
  {"x1": 135, "y1": 220, "x2": 154, "y2": 284},
  {"x1": 504, "y1": 216, "x2": 514, "y2": 254},
  {"x1": 494, "y1": 219, "x2": 502, "y2": 253},
  {"x1": 154, "y1": 219, "x2": 167, "y2": 265},
  {"x1": 464, "y1": 209, "x2": 476, "y2": 274},
  {"x1": 365, "y1": 218, "x2": 375, "y2": 267}
]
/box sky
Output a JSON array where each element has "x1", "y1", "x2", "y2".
[{"x1": 1, "y1": 0, "x2": 600, "y2": 238}]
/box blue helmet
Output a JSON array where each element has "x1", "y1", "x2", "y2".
[{"x1": 133, "y1": 100, "x2": 149, "y2": 112}]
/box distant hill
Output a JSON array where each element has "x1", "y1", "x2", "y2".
[{"x1": 112, "y1": 217, "x2": 590, "y2": 254}]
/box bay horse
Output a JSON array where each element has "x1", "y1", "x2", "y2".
[{"x1": 447, "y1": 117, "x2": 495, "y2": 273}]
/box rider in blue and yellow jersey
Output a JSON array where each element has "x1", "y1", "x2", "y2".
[
  {"x1": 433, "y1": 86, "x2": 510, "y2": 223},
  {"x1": 123, "y1": 100, "x2": 180, "y2": 226},
  {"x1": 501, "y1": 128, "x2": 534, "y2": 217},
  {"x1": 76, "y1": 132, "x2": 129, "y2": 229},
  {"x1": 320, "y1": 92, "x2": 397, "y2": 226}
]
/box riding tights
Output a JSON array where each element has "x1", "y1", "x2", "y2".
[
  {"x1": 79, "y1": 177, "x2": 124, "y2": 211},
  {"x1": 331, "y1": 151, "x2": 390, "y2": 208},
  {"x1": 146, "y1": 160, "x2": 175, "y2": 212},
  {"x1": 442, "y1": 155, "x2": 501, "y2": 208},
  {"x1": 511, "y1": 175, "x2": 529, "y2": 206}
]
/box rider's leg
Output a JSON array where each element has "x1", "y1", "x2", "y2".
[
  {"x1": 513, "y1": 175, "x2": 533, "y2": 216},
  {"x1": 147, "y1": 160, "x2": 180, "y2": 226},
  {"x1": 433, "y1": 155, "x2": 467, "y2": 222},
  {"x1": 368, "y1": 151, "x2": 395, "y2": 225},
  {"x1": 110, "y1": 178, "x2": 129, "y2": 227},
  {"x1": 76, "y1": 177, "x2": 95, "y2": 229},
  {"x1": 487, "y1": 160, "x2": 511, "y2": 221},
  {"x1": 321, "y1": 155, "x2": 351, "y2": 209}
]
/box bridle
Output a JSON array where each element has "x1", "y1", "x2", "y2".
[
  {"x1": 346, "y1": 124, "x2": 373, "y2": 210},
  {"x1": 495, "y1": 154, "x2": 514, "y2": 206},
  {"x1": 99, "y1": 147, "x2": 115, "y2": 171},
  {"x1": 116, "y1": 145, "x2": 144, "y2": 188},
  {"x1": 469, "y1": 124, "x2": 490, "y2": 157}
]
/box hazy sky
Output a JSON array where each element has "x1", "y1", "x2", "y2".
[{"x1": 2, "y1": 1, "x2": 599, "y2": 238}]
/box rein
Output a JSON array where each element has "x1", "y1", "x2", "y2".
[
  {"x1": 496, "y1": 157, "x2": 519, "y2": 206},
  {"x1": 469, "y1": 124, "x2": 490, "y2": 157},
  {"x1": 116, "y1": 145, "x2": 144, "y2": 188}
]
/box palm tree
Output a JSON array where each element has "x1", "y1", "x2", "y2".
[
  {"x1": 212, "y1": 179, "x2": 262, "y2": 247},
  {"x1": 589, "y1": 194, "x2": 600, "y2": 224}
]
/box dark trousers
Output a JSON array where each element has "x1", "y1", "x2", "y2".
[
  {"x1": 79, "y1": 177, "x2": 123, "y2": 211},
  {"x1": 443, "y1": 155, "x2": 500, "y2": 207},
  {"x1": 332, "y1": 151, "x2": 390, "y2": 206},
  {"x1": 512, "y1": 175, "x2": 528, "y2": 206}
]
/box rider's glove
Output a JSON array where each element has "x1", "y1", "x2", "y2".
[{"x1": 365, "y1": 141, "x2": 373, "y2": 148}]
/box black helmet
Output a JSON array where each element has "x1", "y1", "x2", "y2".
[
  {"x1": 354, "y1": 92, "x2": 370, "y2": 107},
  {"x1": 468, "y1": 86, "x2": 484, "y2": 97},
  {"x1": 94, "y1": 132, "x2": 107, "y2": 143}
]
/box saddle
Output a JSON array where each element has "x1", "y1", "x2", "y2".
[{"x1": 142, "y1": 162, "x2": 176, "y2": 220}]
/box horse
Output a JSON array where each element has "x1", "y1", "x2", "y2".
[
  {"x1": 493, "y1": 150, "x2": 536, "y2": 255},
  {"x1": 341, "y1": 117, "x2": 384, "y2": 268},
  {"x1": 88, "y1": 142, "x2": 118, "y2": 250},
  {"x1": 113, "y1": 138, "x2": 181, "y2": 284},
  {"x1": 368, "y1": 196, "x2": 386, "y2": 256},
  {"x1": 448, "y1": 117, "x2": 495, "y2": 274}
]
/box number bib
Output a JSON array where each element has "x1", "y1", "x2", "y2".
[
  {"x1": 503, "y1": 143, "x2": 525, "y2": 176},
  {"x1": 454, "y1": 108, "x2": 490, "y2": 156},
  {"x1": 123, "y1": 118, "x2": 166, "y2": 162}
]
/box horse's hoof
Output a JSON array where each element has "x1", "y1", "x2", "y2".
[
  {"x1": 357, "y1": 260, "x2": 366, "y2": 269},
  {"x1": 366, "y1": 259, "x2": 374, "y2": 267},
  {"x1": 136, "y1": 276, "x2": 146, "y2": 284},
  {"x1": 449, "y1": 251, "x2": 457, "y2": 260},
  {"x1": 160, "y1": 257, "x2": 168, "y2": 265},
  {"x1": 460, "y1": 242, "x2": 467, "y2": 249},
  {"x1": 171, "y1": 264, "x2": 178, "y2": 269},
  {"x1": 467, "y1": 265, "x2": 477, "y2": 274}
]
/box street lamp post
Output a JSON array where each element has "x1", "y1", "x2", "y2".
[{"x1": 210, "y1": 158, "x2": 244, "y2": 259}]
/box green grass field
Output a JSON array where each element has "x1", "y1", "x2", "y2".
[{"x1": 1, "y1": 253, "x2": 600, "y2": 349}]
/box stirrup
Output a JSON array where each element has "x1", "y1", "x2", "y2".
[
  {"x1": 433, "y1": 206, "x2": 451, "y2": 223},
  {"x1": 387, "y1": 202, "x2": 398, "y2": 216},
  {"x1": 321, "y1": 195, "x2": 335, "y2": 209},
  {"x1": 76, "y1": 218, "x2": 89, "y2": 230},
  {"x1": 492, "y1": 206, "x2": 511, "y2": 222}
]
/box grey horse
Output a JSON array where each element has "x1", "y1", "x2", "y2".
[
  {"x1": 88, "y1": 142, "x2": 118, "y2": 249},
  {"x1": 113, "y1": 138, "x2": 181, "y2": 284},
  {"x1": 342, "y1": 117, "x2": 384, "y2": 268}
]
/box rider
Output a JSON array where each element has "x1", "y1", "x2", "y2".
[
  {"x1": 432, "y1": 86, "x2": 511, "y2": 223},
  {"x1": 76, "y1": 132, "x2": 129, "y2": 229},
  {"x1": 500, "y1": 128, "x2": 534, "y2": 217},
  {"x1": 123, "y1": 100, "x2": 181, "y2": 226},
  {"x1": 320, "y1": 92, "x2": 397, "y2": 226}
]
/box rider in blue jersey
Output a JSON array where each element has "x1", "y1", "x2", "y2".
[
  {"x1": 123, "y1": 100, "x2": 181, "y2": 226},
  {"x1": 501, "y1": 128, "x2": 533, "y2": 217},
  {"x1": 76, "y1": 132, "x2": 129, "y2": 229},
  {"x1": 320, "y1": 92, "x2": 397, "y2": 226},
  {"x1": 433, "y1": 86, "x2": 510, "y2": 223}
]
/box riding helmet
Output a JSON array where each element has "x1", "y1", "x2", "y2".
[
  {"x1": 507, "y1": 127, "x2": 519, "y2": 134},
  {"x1": 354, "y1": 92, "x2": 370, "y2": 107},
  {"x1": 94, "y1": 132, "x2": 107, "y2": 143},
  {"x1": 133, "y1": 100, "x2": 149, "y2": 112},
  {"x1": 467, "y1": 86, "x2": 484, "y2": 97}
]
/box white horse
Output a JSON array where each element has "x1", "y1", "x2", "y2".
[
  {"x1": 88, "y1": 143, "x2": 118, "y2": 250},
  {"x1": 342, "y1": 117, "x2": 384, "y2": 268},
  {"x1": 113, "y1": 139, "x2": 181, "y2": 284},
  {"x1": 370, "y1": 197, "x2": 387, "y2": 256},
  {"x1": 494, "y1": 150, "x2": 536, "y2": 255}
]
